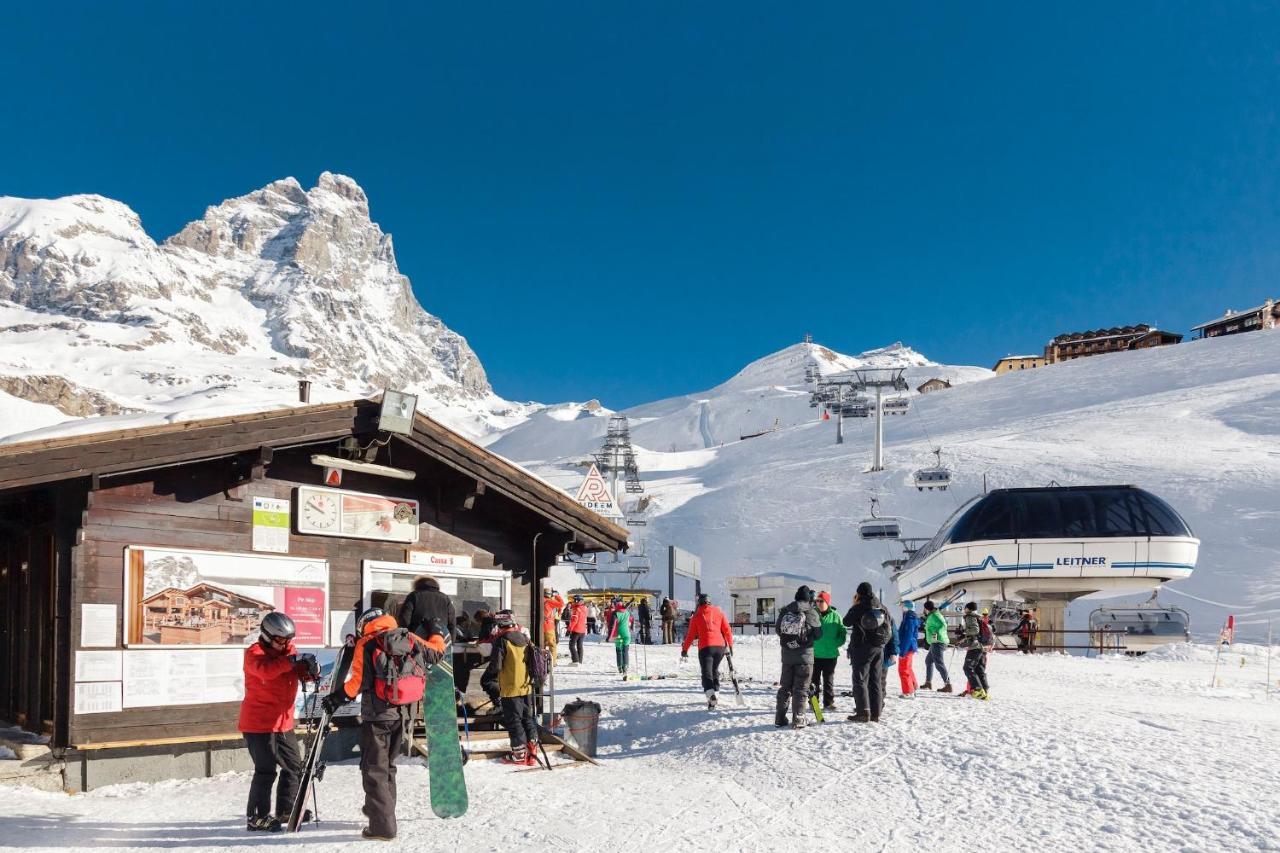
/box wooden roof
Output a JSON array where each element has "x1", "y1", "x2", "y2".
[{"x1": 0, "y1": 399, "x2": 629, "y2": 553}]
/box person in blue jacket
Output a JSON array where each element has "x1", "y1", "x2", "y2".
[{"x1": 896, "y1": 601, "x2": 922, "y2": 697}]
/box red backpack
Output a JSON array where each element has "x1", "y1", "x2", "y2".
[{"x1": 371, "y1": 627, "x2": 430, "y2": 705}]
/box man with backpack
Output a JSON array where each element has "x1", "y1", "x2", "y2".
[
  {"x1": 660, "y1": 597, "x2": 677, "y2": 644},
  {"x1": 775, "y1": 585, "x2": 823, "y2": 729},
  {"x1": 323, "y1": 607, "x2": 445, "y2": 841},
  {"x1": 896, "y1": 600, "x2": 922, "y2": 698},
  {"x1": 920, "y1": 600, "x2": 953, "y2": 693},
  {"x1": 809, "y1": 591, "x2": 846, "y2": 712},
  {"x1": 681, "y1": 593, "x2": 734, "y2": 709},
  {"x1": 1015, "y1": 610, "x2": 1036, "y2": 654},
  {"x1": 843, "y1": 582, "x2": 894, "y2": 722},
  {"x1": 566, "y1": 595, "x2": 588, "y2": 665},
  {"x1": 481, "y1": 609, "x2": 545, "y2": 766},
  {"x1": 238, "y1": 612, "x2": 319, "y2": 832},
  {"x1": 959, "y1": 602, "x2": 991, "y2": 700}
]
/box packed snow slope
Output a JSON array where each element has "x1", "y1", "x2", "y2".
[
  {"x1": 4, "y1": 639, "x2": 1276, "y2": 852},
  {"x1": 0, "y1": 176, "x2": 532, "y2": 439},
  {"x1": 487, "y1": 334, "x2": 1280, "y2": 640}
]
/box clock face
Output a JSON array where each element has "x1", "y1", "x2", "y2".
[{"x1": 301, "y1": 492, "x2": 339, "y2": 531}]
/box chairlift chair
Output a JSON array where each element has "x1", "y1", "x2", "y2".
[
  {"x1": 912, "y1": 448, "x2": 953, "y2": 491},
  {"x1": 858, "y1": 497, "x2": 901, "y2": 540},
  {"x1": 881, "y1": 397, "x2": 910, "y2": 416},
  {"x1": 1088, "y1": 591, "x2": 1190, "y2": 654}
]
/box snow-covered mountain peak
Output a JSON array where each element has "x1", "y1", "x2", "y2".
[{"x1": 0, "y1": 176, "x2": 535, "y2": 438}]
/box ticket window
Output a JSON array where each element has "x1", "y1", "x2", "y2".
[{"x1": 362, "y1": 560, "x2": 511, "y2": 636}]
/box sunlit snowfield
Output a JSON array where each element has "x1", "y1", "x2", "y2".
[{"x1": 4, "y1": 636, "x2": 1278, "y2": 852}]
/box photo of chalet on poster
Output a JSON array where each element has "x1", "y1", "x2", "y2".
[{"x1": 124, "y1": 546, "x2": 329, "y2": 648}]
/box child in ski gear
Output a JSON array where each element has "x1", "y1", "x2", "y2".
[
  {"x1": 681, "y1": 592, "x2": 734, "y2": 708},
  {"x1": 660, "y1": 597, "x2": 677, "y2": 644},
  {"x1": 775, "y1": 585, "x2": 823, "y2": 728},
  {"x1": 810, "y1": 590, "x2": 847, "y2": 710},
  {"x1": 897, "y1": 601, "x2": 921, "y2": 697},
  {"x1": 542, "y1": 589, "x2": 565, "y2": 664},
  {"x1": 325, "y1": 607, "x2": 445, "y2": 841},
  {"x1": 843, "y1": 582, "x2": 893, "y2": 722},
  {"x1": 608, "y1": 598, "x2": 634, "y2": 674},
  {"x1": 481, "y1": 609, "x2": 543, "y2": 765},
  {"x1": 398, "y1": 575, "x2": 456, "y2": 640},
  {"x1": 921, "y1": 600, "x2": 953, "y2": 692},
  {"x1": 567, "y1": 595, "x2": 588, "y2": 664},
  {"x1": 960, "y1": 602, "x2": 990, "y2": 700},
  {"x1": 239, "y1": 612, "x2": 319, "y2": 832}
]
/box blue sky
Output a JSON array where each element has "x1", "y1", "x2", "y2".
[{"x1": 4, "y1": 3, "x2": 1279, "y2": 407}]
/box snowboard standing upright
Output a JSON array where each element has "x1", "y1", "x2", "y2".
[
  {"x1": 422, "y1": 643, "x2": 469, "y2": 818},
  {"x1": 287, "y1": 636, "x2": 357, "y2": 832}
]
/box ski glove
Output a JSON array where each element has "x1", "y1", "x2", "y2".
[
  {"x1": 681, "y1": 652, "x2": 688, "y2": 660},
  {"x1": 292, "y1": 653, "x2": 320, "y2": 681},
  {"x1": 320, "y1": 692, "x2": 347, "y2": 715}
]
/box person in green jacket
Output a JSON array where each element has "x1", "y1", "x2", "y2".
[
  {"x1": 808, "y1": 590, "x2": 847, "y2": 710},
  {"x1": 921, "y1": 600, "x2": 953, "y2": 692}
]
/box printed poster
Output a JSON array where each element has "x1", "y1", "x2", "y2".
[
  {"x1": 124, "y1": 546, "x2": 329, "y2": 648},
  {"x1": 251, "y1": 497, "x2": 290, "y2": 553}
]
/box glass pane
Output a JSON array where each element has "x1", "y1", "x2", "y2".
[
  {"x1": 1018, "y1": 492, "x2": 1061, "y2": 537},
  {"x1": 1058, "y1": 492, "x2": 1095, "y2": 537},
  {"x1": 955, "y1": 494, "x2": 1015, "y2": 541},
  {"x1": 1094, "y1": 489, "x2": 1144, "y2": 536},
  {"x1": 1137, "y1": 492, "x2": 1193, "y2": 537}
]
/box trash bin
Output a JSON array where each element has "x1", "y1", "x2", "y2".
[{"x1": 561, "y1": 699, "x2": 601, "y2": 758}]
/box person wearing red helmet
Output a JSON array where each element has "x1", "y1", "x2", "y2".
[
  {"x1": 810, "y1": 590, "x2": 847, "y2": 711},
  {"x1": 238, "y1": 611, "x2": 319, "y2": 833},
  {"x1": 681, "y1": 593, "x2": 734, "y2": 709}
]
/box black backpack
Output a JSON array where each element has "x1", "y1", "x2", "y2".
[{"x1": 859, "y1": 607, "x2": 892, "y2": 647}]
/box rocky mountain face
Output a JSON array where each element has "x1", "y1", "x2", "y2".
[{"x1": 0, "y1": 174, "x2": 530, "y2": 438}]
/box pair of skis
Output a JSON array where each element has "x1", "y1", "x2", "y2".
[{"x1": 286, "y1": 635, "x2": 470, "y2": 831}]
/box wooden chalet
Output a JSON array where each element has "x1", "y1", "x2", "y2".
[{"x1": 0, "y1": 398, "x2": 627, "y2": 789}]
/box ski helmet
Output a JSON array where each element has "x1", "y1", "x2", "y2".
[
  {"x1": 494, "y1": 609, "x2": 516, "y2": 629},
  {"x1": 259, "y1": 611, "x2": 296, "y2": 642},
  {"x1": 573, "y1": 594, "x2": 584, "y2": 602},
  {"x1": 356, "y1": 607, "x2": 386, "y2": 633},
  {"x1": 696, "y1": 593, "x2": 710, "y2": 607}
]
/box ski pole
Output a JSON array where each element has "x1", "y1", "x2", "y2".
[{"x1": 1267, "y1": 621, "x2": 1273, "y2": 701}]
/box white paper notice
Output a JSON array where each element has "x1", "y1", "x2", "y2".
[
  {"x1": 437, "y1": 577, "x2": 459, "y2": 595},
  {"x1": 80, "y1": 604, "x2": 117, "y2": 648},
  {"x1": 329, "y1": 610, "x2": 355, "y2": 645},
  {"x1": 252, "y1": 497, "x2": 290, "y2": 553},
  {"x1": 75, "y1": 650, "x2": 123, "y2": 682},
  {"x1": 482, "y1": 580, "x2": 501, "y2": 598},
  {"x1": 123, "y1": 649, "x2": 247, "y2": 708},
  {"x1": 75, "y1": 682, "x2": 122, "y2": 715}
]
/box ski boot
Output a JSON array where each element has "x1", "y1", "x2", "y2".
[
  {"x1": 247, "y1": 816, "x2": 283, "y2": 832},
  {"x1": 705, "y1": 689, "x2": 718, "y2": 710},
  {"x1": 846, "y1": 711, "x2": 871, "y2": 723},
  {"x1": 774, "y1": 714, "x2": 789, "y2": 728},
  {"x1": 791, "y1": 716, "x2": 808, "y2": 730},
  {"x1": 502, "y1": 746, "x2": 529, "y2": 766},
  {"x1": 974, "y1": 689, "x2": 989, "y2": 701}
]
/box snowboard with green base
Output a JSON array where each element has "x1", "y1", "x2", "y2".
[{"x1": 423, "y1": 649, "x2": 468, "y2": 818}]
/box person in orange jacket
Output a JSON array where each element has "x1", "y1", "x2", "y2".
[
  {"x1": 322, "y1": 607, "x2": 445, "y2": 841},
  {"x1": 681, "y1": 593, "x2": 734, "y2": 709},
  {"x1": 542, "y1": 588, "x2": 565, "y2": 665},
  {"x1": 566, "y1": 594, "x2": 589, "y2": 665}
]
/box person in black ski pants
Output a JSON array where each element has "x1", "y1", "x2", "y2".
[
  {"x1": 238, "y1": 612, "x2": 318, "y2": 832},
  {"x1": 843, "y1": 582, "x2": 893, "y2": 722}
]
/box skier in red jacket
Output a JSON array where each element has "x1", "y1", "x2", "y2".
[
  {"x1": 681, "y1": 593, "x2": 734, "y2": 709},
  {"x1": 238, "y1": 612, "x2": 319, "y2": 832},
  {"x1": 567, "y1": 594, "x2": 589, "y2": 665}
]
